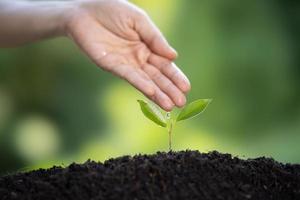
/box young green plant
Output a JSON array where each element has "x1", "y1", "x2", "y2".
[{"x1": 137, "y1": 99, "x2": 212, "y2": 151}]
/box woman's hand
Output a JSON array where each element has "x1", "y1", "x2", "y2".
[
  {"x1": 65, "y1": 0, "x2": 190, "y2": 111},
  {"x1": 0, "y1": 0, "x2": 191, "y2": 111}
]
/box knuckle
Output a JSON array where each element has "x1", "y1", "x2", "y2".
[
  {"x1": 152, "y1": 69, "x2": 161, "y2": 80},
  {"x1": 161, "y1": 60, "x2": 171, "y2": 68},
  {"x1": 170, "y1": 69, "x2": 179, "y2": 80},
  {"x1": 162, "y1": 79, "x2": 172, "y2": 90}
]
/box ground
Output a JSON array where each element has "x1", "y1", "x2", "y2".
[{"x1": 0, "y1": 150, "x2": 299, "y2": 200}]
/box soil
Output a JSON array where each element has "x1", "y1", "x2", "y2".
[{"x1": 0, "y1": 150, "x2": 299, "y2": 200}]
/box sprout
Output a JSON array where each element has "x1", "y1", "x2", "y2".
[{"x1": 137, "y1": 99, "x2": 212, "y2": 151}]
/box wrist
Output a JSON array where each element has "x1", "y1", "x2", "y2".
[{"x1": 56, "y1": 2, "x2": 80, "y2": 37}]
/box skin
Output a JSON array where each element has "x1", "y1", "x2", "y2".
[{"x1": 0, "y1": 0, "x2": 191, "y2": 111}]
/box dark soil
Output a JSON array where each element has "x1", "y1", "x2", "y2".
[{"x1": 0, "y1": 150, "x2": 300, "y2": 200}]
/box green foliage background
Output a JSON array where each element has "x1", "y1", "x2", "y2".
[{"x1": 0, "y1": 0, "x2": 300, "y2": 174}]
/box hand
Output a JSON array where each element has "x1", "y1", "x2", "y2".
[{"x1": 64, "y1": 0, "x2": 191, "y2": 111}]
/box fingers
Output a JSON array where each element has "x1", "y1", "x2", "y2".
[
  {"x1": 111, "y1": 65, "x2": 174, "y2": 111},
  {"x1": 151, "y1": 86, "x2": 175, "y2": 111},
  {"x1": 142, "y1": 64, "x2": 186, "y2": 107},
  {"x1": 134, "y1": 12, "x2": 177, "y2": 60},
  {"x1": 148, "y1": 54, "x2": 191, "y2": 93}
]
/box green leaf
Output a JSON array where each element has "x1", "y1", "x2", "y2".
[
  {"x1": 176, "y1": 99, "x2": 212, "y2": 122},
  {"x1": 137, "y1": 100, "x2": 167, "y2": 127}
]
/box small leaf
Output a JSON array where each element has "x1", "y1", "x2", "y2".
[
  {"x1": 137, "y1": 100, "x2": 167, "y2": 127},
  {"x1": 176, "y1": 99, "x2": 212, "y2": 122}
]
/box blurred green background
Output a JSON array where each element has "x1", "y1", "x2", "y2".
[{"x1": 0, "y1": 0, "x2": 300, "y2": 174}]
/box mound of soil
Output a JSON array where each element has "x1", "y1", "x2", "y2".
[{"x1": 0, "y1": 150, "x2": 299, "y2": 200}]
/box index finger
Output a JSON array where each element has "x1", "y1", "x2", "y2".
[{"x1": 134, "y1": 11, "x2": 177, "y2": 60}]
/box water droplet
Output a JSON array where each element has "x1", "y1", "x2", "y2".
[
  {"x1": 166, "y1": 112, "x2": 171, "y2": 119},
  {"x1": 101, "y1": 51, "x2": 107, "y2": 57}
]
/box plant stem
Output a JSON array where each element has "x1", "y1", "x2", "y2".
[{"x1": 168, "y1": 121, "x2": 173, "y2": 151}]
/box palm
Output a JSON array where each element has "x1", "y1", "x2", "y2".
[{"x1": 70, "y1": 15, "x2": 147, "y2": 66}]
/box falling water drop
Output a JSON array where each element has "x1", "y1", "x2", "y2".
[{"x1": 166, "y1": 112, "x2": 171, "y2": 119}]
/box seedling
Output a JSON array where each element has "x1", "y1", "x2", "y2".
[{"x1": 137, "y1": 99, "x2": 212, "y2": 151}]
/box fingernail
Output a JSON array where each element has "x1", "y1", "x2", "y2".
[
  {"x1": 164, "y1": 100, "x2": 174, "y2": 111},
  {"x1": 181, "y1": 74, "x2": 191, "y2": 91},
  {"x1": 170, "y1": 47, "x2": 178, "y2": 59},
  {"x1": 181, "y1": 73, "x2": 190, "y2": 85},
  {"x1": 171, "y1": 47, "x2": 177, "y2": 54},
  {"x1": 177, "y1": 96, "x2": 186, "y2": 107}
]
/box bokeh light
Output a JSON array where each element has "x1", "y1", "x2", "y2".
[{"x1": 13, "y1": 115, "x2": 61, "y2": 163}]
